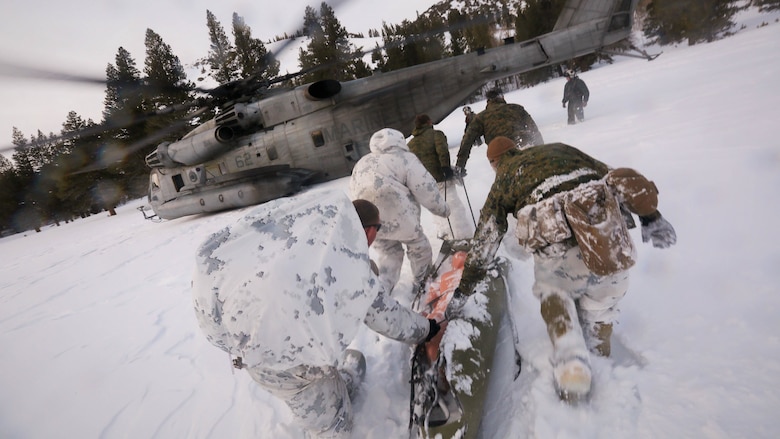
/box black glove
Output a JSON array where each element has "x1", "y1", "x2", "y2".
[
  {"x1": 452, "y1": 166, "x2": 467, "y2": 179},
  {"x1": 441, "y1": 166, "x2": 454, "y2": 181},
  {"x1": 562, "y1": 102, "x2": 566, "y2": 108},
  {"x1": 640, "y1": 211, "x2": 677, "y2": 249},
  {"x1": 425, "y1": 319, "x2": 441, "y2": 342}
]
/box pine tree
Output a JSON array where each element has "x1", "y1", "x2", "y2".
[
  {"x1": 447, "y1": 9, "x2": 469, "y2": 56},
  {"x1": 30, "y1": 130, "x2": 59, "y2": 169},
  {"x1": 103, "y1": 47, "x2": 145, "y2": 131},
  {"x1": 643, "y1": 0, "x2": 746, "y2": 45},
  {"x1": 60, "y1": 111, "x2": 92, "y2": 154},
  {"x1": 297, "y1": 2, "x2": 370, "y2": 83},
  {"x1": 58, "y1": 119, "x2": 107, "y2": 219},
  {"x1": 11, "y1": 128, "x2": 34, "y2": 178},
  {"x1": 9, "y1": 128, "x2": 41, "y2": 232},
  {"x1": 0, "y1": 154, "x2": 18, "y2": 233},
  {"x1": 0, "y1": 152, "x2": 17, "y2": 233},
  {"x1": 143, "y1": 28, "x2": 194, "y2": 144},
  {"x1": 0, "y1": 154, "x2": 12, "y2": 174},
  {"x1": 54, "y1": 112, "x2": 98, "y2": 219},
  {"x1": 515, "y1": 0, "x2": 565, "y2": 42},
  {"x1": 102, "y1": 47, "x2": 148, "y2": 196},
  {"x1": 205, "y1": 10, "x2": 238, "y2": 84},
  {"x1": 505, "y1": 0, "x2": 563, "y2": 86},
  {"x1": 232, "y1": 13, "x2": 280, "y2": 80},
  {"x1": 302, "y1": 6, "x2": 320, "y2": 37},
  {"x1": 373, "y1": 17, "x2": 447, "y2": 72}
]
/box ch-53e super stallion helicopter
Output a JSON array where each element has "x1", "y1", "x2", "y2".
[
  {"x1": 9, "y1": 0, "x2": 649, "y2": 221},
  {"x1": 144, "y1": 0, "x2": 646, "y2": 220}
]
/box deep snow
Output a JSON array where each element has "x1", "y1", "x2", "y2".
[{"x1": 2, "y1": 9, "x2": 780, "y2": 439}]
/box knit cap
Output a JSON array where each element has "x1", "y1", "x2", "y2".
[{"x1": 487, "y1": 136, "x2": 516, "y2": 162}]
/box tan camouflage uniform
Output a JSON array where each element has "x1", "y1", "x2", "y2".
[{"x1": 456, "y1": 100, "x2": 544, "y2": 168}]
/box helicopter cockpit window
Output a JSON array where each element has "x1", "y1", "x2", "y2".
[{"x1": 310, "y1": 130, "x2": 326, "y2": 147}]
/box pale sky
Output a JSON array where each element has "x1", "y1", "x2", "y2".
[{"x1": 0, "y1": 0, "x2": 437, "y2": 145}]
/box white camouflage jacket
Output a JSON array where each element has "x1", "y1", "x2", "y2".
[
  {"x1": 191, "y1": 190, "x2": 430, "y2": 371},
  {"x1": 349, "y1": 128, "x2": 450, "y2": 241}
]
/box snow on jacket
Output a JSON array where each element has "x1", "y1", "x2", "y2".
[
  {"x1": 349, "y1": 128, "x2": 450, "y2": 242},
  {"x1": 191, "y1": 189, "x2": 430, "y2": 371}
]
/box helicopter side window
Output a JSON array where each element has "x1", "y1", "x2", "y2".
[
  {"x1": 267, "y1": 146, "x2": 279, "y2": 161},
  {"x1": 172, "y1": 174, "x2": 185, "y2": 192},
  {"x1": 310, "y1": 130, "x2": 326, "y2": 147}
]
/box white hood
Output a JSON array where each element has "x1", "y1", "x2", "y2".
[{"x1": 369, "y1": 128, "x2": 410, "y2": 154}]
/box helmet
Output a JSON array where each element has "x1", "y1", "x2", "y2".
[
  {"x1": 462, "y1": 106, "x2": 472, "y2": 114},
  {"x1": 485, "y1": 88, "x2": 503, "y2": 101},
  {"x1": 564, "y1": 69, "x2": 576, "y2": 78}
]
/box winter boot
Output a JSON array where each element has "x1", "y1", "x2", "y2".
[
  {"x1": 553, "y1": 356, "x2": 592, "y2": 402},
  {"x1": 339, "y1": 349, "x2": 366, "y2": 399},
  {"x1": 541, "y1": 293, "x2": 592, "y2": 401}
]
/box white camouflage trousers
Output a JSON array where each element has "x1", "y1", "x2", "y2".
[
  {"x1": 372, "y1": 233, "x2": 433, "y2": 293},
  {"x1": 434, "y1": 180, "x2": 475, "y2": 240},
  {"x1": 247, "y1": 364, "x2": 352, "y2": 439},
  {"x1": 532, "y1": 245, "x2": 629, "y2": 363}
]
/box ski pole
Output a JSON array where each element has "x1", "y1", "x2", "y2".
[
  {"x1": 459, "y1": 174, "x2": 478, "y2": 228},
  {"x1": 444, "y1": 178, "x2": 455, "y2": 239}
]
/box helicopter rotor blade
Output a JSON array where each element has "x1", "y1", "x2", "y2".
[
  {"x1": 68, "y1": 106, "x2": 210, "y2": 175},
  {"x1": 0, "y1": 61, "x2": 112, "y2": 87},
  {"x1": 0, "y1": 95, "x2": 210, "y2": 155}
]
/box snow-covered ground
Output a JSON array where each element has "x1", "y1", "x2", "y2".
[{"x1": 2, "y1": 9, "x2": 780, "y2": 439}]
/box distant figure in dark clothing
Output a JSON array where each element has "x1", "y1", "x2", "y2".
[
  {"x1": 462, "y1": 106, "x2": 476, "y2": 131},
  {"x1": 562, "y1": 70, "x2": 590, "y2": 125},
  {"x1": 462, "y1": 106, "x2": 482, "y2": 148}
]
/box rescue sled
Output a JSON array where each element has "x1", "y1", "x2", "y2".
[{"x1": 409, "y1": 239, "x2": 512, "y2": 439}]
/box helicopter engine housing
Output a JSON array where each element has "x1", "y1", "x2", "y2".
[
  {"x1": 215, "y1": 102, "x2": 264, "y2": 131},
  {"x1": 146, "y1": 126, "x2": 235, "y2": 168}
]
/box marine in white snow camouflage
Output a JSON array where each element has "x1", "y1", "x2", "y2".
[
  {"x1": 350, "y1": 128, "x2": 451, "y2": 292},
  {"x1": 191, "y1": 190, "x2": 432, "y2": 438}
]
